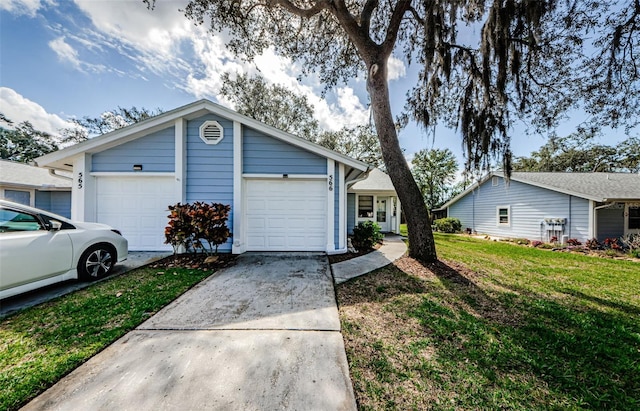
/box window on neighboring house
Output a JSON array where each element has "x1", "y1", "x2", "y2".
[
  {"x1": 629, "y1": 206, "x2": 640, "y2": 229},
  {"x1": 3, "y1": 189, "x2": 31, "y2": 206},
  {"x1": 497, "y1": 206, "x2": 510, "y2": 225},
  {"x1": 358, "y1": 196, "x2": 374, "y2": 218}
]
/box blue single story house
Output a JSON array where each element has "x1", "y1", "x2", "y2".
[
  {"x1": 440, "y1": 171, "x2": 640, "y2": 243},
  {"x1": 0, "y1": 159, "x2": 72, "y2": 218},
  {"x1": 36, "y1": 100, "x2": 371, "y2": 253}
]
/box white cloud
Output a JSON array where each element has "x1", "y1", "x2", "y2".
[
  {"x1": 66, "y1": 0, "x2": 371, "y2": 131},
  {"x1": 388, "y1": 56, "x2": 406, "y2": 81},
  {"x1": 0, "y1": 0, "x2": 50, "y2": 17},
  {"x1": 0, "y1": 87, "x2": 74, "y2": 134},
  {"x1": 49, "y1": 36, "x2": 82, "y2": 70}
]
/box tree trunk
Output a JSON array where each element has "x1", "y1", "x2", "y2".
[{"x1": 366, "y1": 61, "x2": 437, "y2": 262}]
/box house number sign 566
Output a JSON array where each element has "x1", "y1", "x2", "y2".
[
  {"x1": 77, "y1": 172, "x2": 83, "y2": 189},
  {"x1": 328, "y1": 175, "x2": 333, "y2": 191}
]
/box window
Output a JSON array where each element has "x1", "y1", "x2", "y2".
[
  {"x1": 0, "y1": 208, "x2": 43, "y2": 232},
  {"x1": 358, "y1": 196, "x2": 373, "y2": 218},
  {"x1": 629, "y1": 207, "x2": 640, "y2": 229},
  {"x1": 497, "y1": 206, "x2": 510, "y2": 226},
  {"x1": 492, "y1": 176, "x2": 499, "y2": 186},
  {"x1": 4, "y1": 189, "x2": 31, "y2": 205}
]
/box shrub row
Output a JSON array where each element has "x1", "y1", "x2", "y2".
[{"x1": 433, "y1": 217, "x2": 462, "y2": 233}]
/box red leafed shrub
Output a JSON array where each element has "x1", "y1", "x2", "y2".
[
  {"x1": 603, "y1": 237, "x2": 623, "y2": 250},
  {"x1": 531, "y1": 240, "x2": 543, "y2": 247},
  {"x1": 165, "y1": 203, "x2": 194, "y2": 254},
  {"x1": 165, "y1": 202, "x2": 232, "y2": 255},
  {"x1": 550, "y1": 236, "x2": 558, "y2": 243},
  {"x1": 585, "y1": 238, "x2": 601, "y2": 250},
  {"x1": 566, "y1": 238, "x2": 582, "y2": 246},
  {"x1": 190, "y1": 202, "x2": 232, "y2": 254}
]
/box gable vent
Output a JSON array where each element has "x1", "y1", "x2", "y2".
[{"x1": 199, "y1": 121, "x2": 224, "y2": 145}]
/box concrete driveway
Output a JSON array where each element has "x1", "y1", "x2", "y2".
[{"x1": 23, "y1": 253, "x2": 356, "y2": 411}]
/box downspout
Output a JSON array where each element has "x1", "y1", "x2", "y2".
[
  {"x1": 472, "y1": 189, "x2": 475, "y2": 232},
  {"x1": 568, "y1": 195, "x2": 572, "y2": 238}
]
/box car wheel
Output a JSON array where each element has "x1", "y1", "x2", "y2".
[{"x1": 78, "y1": 244, "x2": 115, "y2": 280}]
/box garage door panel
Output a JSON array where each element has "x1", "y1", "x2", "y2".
[
  {"x1": 267, "y1": 218, "x2": 286, "y2": 229},
  {"x1": 96, "y1": 176, "x2": 175, "y2": 251},
  {"x1": 245, "y1": 179, "x2": 327, "y2": 252}
]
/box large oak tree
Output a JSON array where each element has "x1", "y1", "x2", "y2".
[{"x1": 146, "y1": 0, "x2": 640, "y2": 262}]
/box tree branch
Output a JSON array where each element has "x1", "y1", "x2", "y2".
[
  {"x1": 360, "y1": 0, "x2": 378, "y2": 33},
  {"x1": 274, "y1": 0, "x2": 331, "y2": 18},
  {"x1": 381, "y1": 0, "x2": 411, "y2": 58},
  {"x1": 407, "y1": 5, "x2": 424, "y2": 26}
]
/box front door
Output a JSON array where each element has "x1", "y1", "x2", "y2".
[{"x1": 376, "y1": 197, "x2": 390, "y2": 232}]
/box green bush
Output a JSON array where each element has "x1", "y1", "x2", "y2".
[
  {"x1": 352, "y1": 221, "x2": 383, "y2": 250},
  {"x1": 433, "y1": 217, "x2": 462, "y2": 233}
]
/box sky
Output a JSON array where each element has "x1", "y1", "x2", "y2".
[{"x1": 0, "y1": 0, "x2": 631, "y2": 173}]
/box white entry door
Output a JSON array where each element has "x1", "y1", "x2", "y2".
[
  {"x1": 95, "y1": 176, "x2": 176, "y2": 251},
  {"x1": 376, "y1": 197, "x2": 390, "y2": 232},
  {"x1": 245, "y1": 179, "x2": 327, "y2": 251}
]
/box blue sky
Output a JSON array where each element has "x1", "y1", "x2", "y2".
[{"x1": 0, "y1": 0, "x2": 630, "y2": 173}]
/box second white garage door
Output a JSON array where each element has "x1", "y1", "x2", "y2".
[
  {"x1": 95, "y1": 176, "x2": 176, "y2": 251},
  {"x1": 245, "y1": 179, "x2": 327, "y2": 251}
]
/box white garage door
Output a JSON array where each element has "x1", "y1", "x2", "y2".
[
  {"x1": 96, "y1": 176, "x2": 176, "y2": 251},
  {"x1": 245, "y1": 179, "x2": 327, "y2": 251}
]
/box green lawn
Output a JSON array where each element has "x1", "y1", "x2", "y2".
[
  {"x1": 338, "y1": 233, "x2": 640, "y2": 410},
  {"x1": 0, "y1": 266, "x2": 213, "y2": 411}
]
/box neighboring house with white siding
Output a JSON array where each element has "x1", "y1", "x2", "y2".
[
  {"x1": 440, "y1": 171, "x2": 640, "y2": 243},
  {"x1": 36, "y1": 99, "x2": 371, "y2": 253},
  {"x1": 0, "y1": 160, "x2": 72, "y2": 218},
  {"x1": 347, "y1": 168, "x2": 401, "y2": 234}
]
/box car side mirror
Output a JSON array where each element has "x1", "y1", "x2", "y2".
[{"x1": 49, "y1": 220, "x2": 62, "y2": 231}]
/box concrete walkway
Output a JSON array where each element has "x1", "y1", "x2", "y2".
[
  {"x1": 332, "y1": 235, "x2": 407, "y2": 284},
  {"x1": 22, "y1": 253, "x2": 356, "y2": 411}
]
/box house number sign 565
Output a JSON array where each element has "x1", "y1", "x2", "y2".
[
  {"x1": 328, "y1": 175, "x2": 333, "y2": 191},
  {"x1": 77, "y1": 172, "x2": 83, "y2": 189}
]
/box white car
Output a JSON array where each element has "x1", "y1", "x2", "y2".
[{"x1": 0, "y1": 200, "x2": 128, "y2": 299}]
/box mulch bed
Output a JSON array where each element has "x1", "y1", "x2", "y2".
[
  {"x1": 327, "y1": 243, "x2": 381, "y2": 264},
  {"x1": 150, "y1": 253, "x2": 237, "y2": 271}
]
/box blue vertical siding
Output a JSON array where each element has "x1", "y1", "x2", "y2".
[
  {"x1": 334, "y1": 163, "x2": 340, "y2": 249},
  {"x1": 186, "y1": 114, "x2": 234, "y2": 252},
  {"x1": 448, "y1": 192, "x2": 475, "y2": 232},
  {"x1": 35, "y1": 191, "x2": 71, "y2": 218},
  {"x1": 35, "y1": 191, "x2": 50, "y2": 211},
  {"x1": 92, "y1": 127, "x2": 175, "y2": 172},
  {"x1": 449, "y1": 177, "x2": 590, "y2": 242},
  {"x1": 243, "y1": 128, "x2": 326, "y2": 174},
  {"x1": 597, "y1": 206, "x2": 625, "y2": 240},
  {"x1": 347, "y1": 193, "x2": 356, "y2": 234}
]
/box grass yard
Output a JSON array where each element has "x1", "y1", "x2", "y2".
[
  {"x1": 0, "y1": 265, "x2": 215, "y2": 411},
  {"x1": 338, "y1": 233, "x2": 640, "y2": 410}
]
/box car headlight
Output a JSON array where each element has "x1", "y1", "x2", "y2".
[{"x1": 111, "y1": 229, "x2": 123, "y2": 236}]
